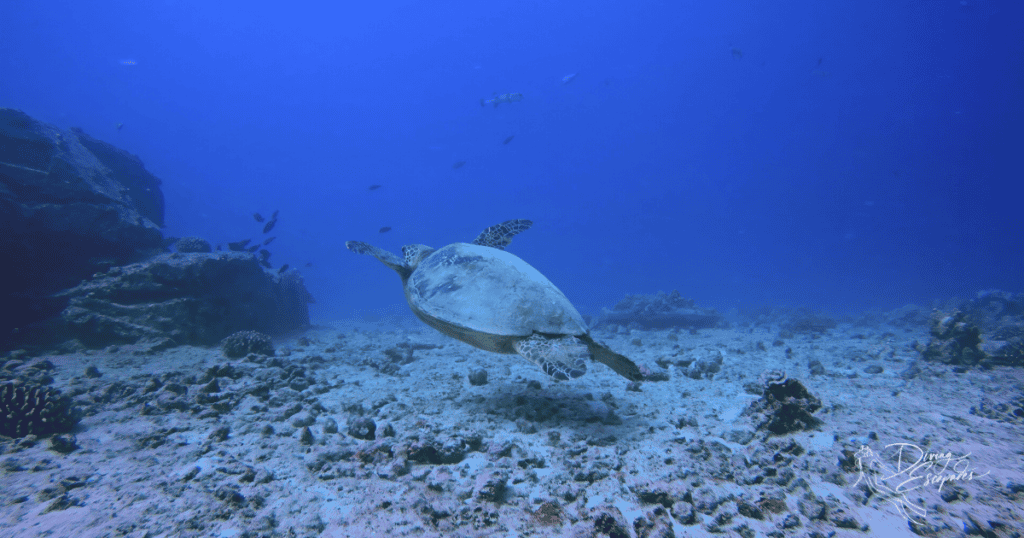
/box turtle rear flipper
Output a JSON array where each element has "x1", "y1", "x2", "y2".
[
  {"x1": 513, "y1": 334, "x2": 587, "y2": 381},
  {"x1": 473, "y1": 219, "x2": 533, "y2": 250},
  {"x1": 346, "y1": 241, "x2": 411, "y2": 279},
  {"x1": 578, "y1": 334, "x2": 643, "y2": 381}
]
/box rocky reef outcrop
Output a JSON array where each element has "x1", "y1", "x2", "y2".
[
  {"x1": 0, "y1": 108, "x2": 165, "y2": 344},
  {"x1": 919, "y1": 290, "x2": 1024, "y2": 368},
  {"x1": 594, "y1": 290, "x2": 722, "y2": 330},
  {"x1": 2, "y1": 109, "x2": 312, "y2": 352},
  {"x1": 52, "y1": 252, "x2": 311, "y2": 349}
]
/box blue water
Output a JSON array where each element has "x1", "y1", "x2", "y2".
[{"x1": 3, "y1": 0, "x2": 1022, "y2": 321}]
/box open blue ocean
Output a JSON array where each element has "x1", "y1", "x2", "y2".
[{"x1": 4, "y1": 0, "x2": 1021, "y2": 319}]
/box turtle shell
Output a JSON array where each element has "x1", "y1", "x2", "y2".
[{"x1": 404, "y1": 243, "x2": 586, "y2": 352}]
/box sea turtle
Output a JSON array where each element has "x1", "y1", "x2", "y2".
[{"x1": 346, "y1": 219, "x2": 643, "y2": 381}]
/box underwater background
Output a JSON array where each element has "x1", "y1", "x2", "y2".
[
  {"x1": 5, "y1": 3, "x2": 1024, "y2": 537},
  {"x1": 2, "y1": 0, "x2": 1022, "y2": 320}
]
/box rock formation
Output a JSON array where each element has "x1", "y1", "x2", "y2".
[{"x1": 0, "y1": 108, "x2": 164, "y2": 344}]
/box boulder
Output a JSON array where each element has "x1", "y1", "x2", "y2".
[
  {"x1": 0, "y1": 108, "x2": 164, "y2": 344},
  {"x1": 52, "y1": 252, "x2": 311, "y2": 348}
]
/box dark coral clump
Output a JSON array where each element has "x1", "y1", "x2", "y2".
[
  {"x1": 221, "y1": 330, "x2": 274, "y2": 358},
  {"x1": 919, "y1": 310, "x2": 984, "y2": 366},
  {"x1": 744, "y1": 377, "x2": 822, "y2": 435},
  {"x1": 175, "y1": 236, "x2": 213, "y2": 253},
  {"x1": 0, "y1": 383, "x2": 81, "y2": 438}
]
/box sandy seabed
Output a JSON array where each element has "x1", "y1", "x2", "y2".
[{"x1": 2, "y1": 317, "x2": 1022, "y2": 538}]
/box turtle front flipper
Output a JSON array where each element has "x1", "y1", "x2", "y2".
[
  {"x1": 472, "y1": 219, "x2": 533, "y2": 250},
  {"x1": 578, "y1": 334, "x2": 643, "y2": 381},
  {"x1": 346, "y1": 241, "x2": 411, "y2": 280},
  {"x1": 513, "y1": 334, "x2": 587, "y2": 381}
]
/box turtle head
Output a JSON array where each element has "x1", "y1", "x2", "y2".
[
  {"x1": 402, "y1": 244, "x2": 436, "y2": 270},
  {"x1": 346, "y1": 240, "x2": 412, "y2": 280}
]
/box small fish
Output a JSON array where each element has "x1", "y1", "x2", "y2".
[
  {"x1": 480, "y1": 93, "x2": 523, "y2": 108},
  {"x1": 452, "y1": 161, "x2": 466, "y2": 170},
  {"x1": 379, "y1": 226, "x2": 392, "y2": 233},
  {"x1": 115, "y1": 122, "x2": 124, "y2": 131},
  {"x1": 253, "y1": 212, "x2": 265, "y2": 223},
  {"x1": 246, "y1": 244, "x2": 261, "y2": 253},
  {"x1": 259, "y1": 249, "x2": 271, "y2": 260},
  {"x1": 227, "y1": 239, "x2": 251, "y2": 251},
  {"x1": 368, "y1": 184, "x2": 382, "y2": 191},
  {"x1": 304, "y1": 262, "x2": 313, "y2": 268},
  {"x1": 216, "y1": 245, "x2": 222, "y2": 251},
  {"x1": 272, "y1": 210, "x2": 279, "y2": 219},
  {"x1": 731, "y1": 47, "x2": 743, "y2": 60},
  {"x1": 263, "y1": 236, "x2": 276, "y2": 245},
  {"x1": 561, "y1": 73, "x2": 577, "y2": 84},
  {"x1": 502, "y1": 135, "x2": 515, "y2": 145},
  {"x1": 263, "y1": 219, "x2": 277, "y2": 234},
  {"x1": 278, "y1": 264, "x2": 290, "y2": 274}
]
